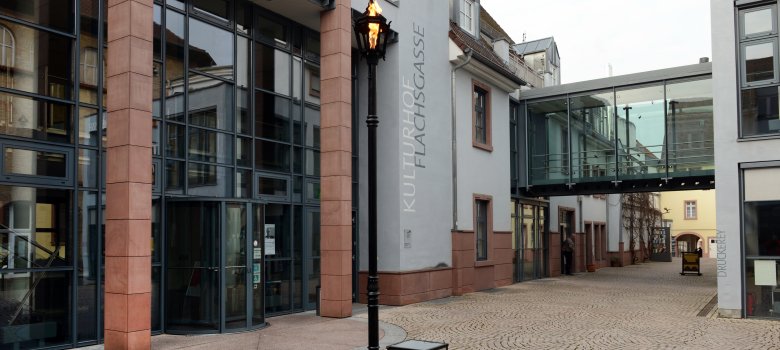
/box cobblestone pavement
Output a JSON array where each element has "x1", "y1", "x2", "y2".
[{"x1": 370, "y1": 258, "x2": 780, "y2": 350}]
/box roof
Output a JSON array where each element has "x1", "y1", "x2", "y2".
[
  {"x1": 514, "y1": 37, "x2": 555, "y2": 55},
  {"x1": 449, "y1": 21, "x2": 526, "y2": 86},
  {"x1": 479, "y1": 7, "x2": 513, "y2": 43}
]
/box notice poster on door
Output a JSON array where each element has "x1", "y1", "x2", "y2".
[
  {"x1": 264, "y1": 224, "x2": 276, "y2": 256},
  {"x1": 755, "y1": 260, "x2": 777, "y2": 286}
]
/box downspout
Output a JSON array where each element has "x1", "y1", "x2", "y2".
[{"x1": 451, "y1": 48, "x2": 473, "y2": 231}]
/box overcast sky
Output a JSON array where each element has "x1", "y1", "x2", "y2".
[{"x1": 480, "y1": 0, "x2": 712, "y2": 84}]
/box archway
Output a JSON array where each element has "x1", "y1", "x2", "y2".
[{"x1": 674, "y1": 232, "x2": 703, "y2": 256}]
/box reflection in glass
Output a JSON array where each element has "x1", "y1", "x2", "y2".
[
  {"x1": 745, "y1": 42, "x2": 776, "y2": 83},
  {"x1": 527, "y1": 98, "x2": 568, "y2": 185},
  {"x1": 76, "y1": 191, "x2": 98, "y2": 341},
  {"x1": 225, "y1": 203, "x2": 247, "y2": 329},
  {"x1": 166, "y1": 202, "x2": 220, "y2": 331},
  {"x1": 188, "y1": 128, "x2": 234, "y2": 164},
  {"x1": 154, "y1": 5, "x2": 162, "y2": 60},
  {"x1": 237, "y1": 37, "x2": 250, "y2": 89},
  {"x1": 0, "y1": 92, "x2": 71, "y2": 144},
  {"x1": 165, "y1": 160, "x2": 184, "y2": 194},
  {"x1": 0, "y1": 1, "x2": 73, "y2": 32},
  {"x1": 4, "y1": 147, "x2": 67, "y2": 178},
  {"x1": 569, "y1": 91, "x2": 615, "y2": 182},
  {"x1": 259, "y1": 177, "x2": 288, "y2": 197},
  {"x1": 305, "y1": 63, "x2": 321, "y2": 105},
  {"x1": 166, "y1": 123, "x2": 185, "y2": 159},
  {"x1": 744, "y1": 200, "x2": 780, "y2": 257},
  {"x1": 256, "y1": 44, "x2": 291, "y2": 96},
  {"x1": 189, "y1": 18, "x2": 234, "y2": 79},
  {"x1": 743, "y1": 7, "x2": 775, "y2": 37},
  {"x1": 237, "y1": 137, "x2": 252, "y2": 167},
  {"x1": 305, "y1": 150, "x2": 320, "y2": 176},
  {"x1": 193, "y1": 0, "x2": 229, "y2": 21},
  {"x1": 306, "y1": 182, "x2": 320, "y2": 202},
  {"x1": 257, "y1": 14, "x2": 287, "y2": 47},
  {"x1": 666, "y1": 78, "x2": 713, "y2": 175},
  {"x1": 188, "y1": 73, "x2": 234, "y2": 131},
  {"x1": 255, "y1": 140, "x2": 290, "y2": 173},
  {"x1": 236, "y1": 1, "x2": 252, "y2": 35},
  {"x1": 237, "y1": 88, "x2": 250, "y2": 135},
  {"x1": 79, "y1": 107, "x2": 99, "y2": 146},
  {"x1": 187, "y1": 163, "x2": 232, "y2": 197},
  {"x1": 78, "y1": 149, "x2": 98, "y2": 188},
  {"x1": 304, "y1": 106, "x2": 320, "y2": 148},
  {"x1": 256, "y1": 93, "x2": 290, "y2": 141},
  {"x1": 165, "y1": 9, "x2": 186, "y2": 123},
  {"x1": 0, "y1": 186, "x2": 71, "y2": 269},
  {"x1": 252, "y1": 205, "x2": 264, "y2": 325},
  {"x1": 742, "y1": 86, "x2": 780, "y2": 136},
  {"x1": 0, "y1": 271, "x2": 72, "y2": 348},
  {"x1": 616, "y1": 84, "x2": 666, "y2": 180},
  {"x1": 236, "y1": 169, "x2": 251, "y2": 199}
]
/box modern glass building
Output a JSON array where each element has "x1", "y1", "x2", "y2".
[{"x1": 0, "y1": 0, "x2": 355, "y2": 348}]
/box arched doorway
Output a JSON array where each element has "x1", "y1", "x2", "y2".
[{"x1": 674, "y1": 233, "x2": 702, "y2": 256}]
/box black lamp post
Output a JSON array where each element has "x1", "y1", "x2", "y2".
[{"x1": 354, "y1": 1, "x2": 390, "y2": 349}]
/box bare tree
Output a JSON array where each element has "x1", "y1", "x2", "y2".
[{"x1": 622, "y1": 193, "x2": 662, "y2": 263}]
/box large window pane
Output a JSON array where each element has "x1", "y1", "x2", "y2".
[
  {"x1": 188, "y1": 18, "x2": 234, "y2": 79},
  {"x1": 0, "y1": 186, "x2": 71, "y2": 269},
  {"x1": 744, "y1": 200, "x2": 780, "y2": 257},
  {"x1": 188, "y1": 128, "x2": 233, "y2": 164},
  {"x1": 666, "y1": 78, "x2": 714, "y2": 176},
  {"x1": 0, "y1": 271, "x2": 72, "y2": 348},
  {"x1": 569, "y1": 91, "x2": 615, "y2": 182},
  {"x1": 78, "y1": 149, "x2": 98, "y2": 188},
  {"x1": 616, "y1": 84, "x2": 666, "y2": 180},
  {"x1": 527, "y1": 98, "x2": 568, "y2": 185},
  {"x1": 166, "y1": 160, "x2": 184, "y2": 194},
  {"x1": 76, "y1": 191, "x2": 99, "y2": 342},
  {"x1": 188, "y1": 73, "x2": 234, "y2": 131},
  {"x1": 304, "y1": 106, "x2": 320, "y2": 148},
  {"x1": 165, "y1": 10, "x2": 185, "y2": 85},
  {"x1": 255, "y1": 140, "x2": 290, "y2": 173},
  {"x1": 256, "y1": 44, "x2": 290, "y2": 96},
  {"x1": 166, "y1": 123, "x2": 185, "y2": 159},
  {"x1": 0, "y1": 1, "x2": 73, "y2": 32},
  {"x1": 744, "y1": 259, "x2": 780, "y2": 319},
  {"x1": 743, "y1": 6, "x2": 776, "y2": 38},
  {"x1": 187, "y1": 163, "x2": 233, "y2": 197},
  {"x1": 0, "y1": 92, "x2": 71, "y2": 144},
  {"x1": 256, "y1": 93, "x2": 291, "y2": 142},
  {"x1": 744, "y1": 41, "x2": 776, "y2": 84},
  {"x1": 257, "y1": 14, "x2": 288, "y2": 47},
  {"x1": 742, "y1": 86, "x2": 780, "y2": 136},
  {"x1": 0, "y1": 21, "x2": 74, "y2": 100},
  {"x1": 4, "y1": 147, "x2": 67, "y2": 178},
  {"x1": 193, "y1": 0, "x2": 229, "y2": 21}
]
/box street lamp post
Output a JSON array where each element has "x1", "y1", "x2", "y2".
[{"x1": 354, "y1": 1, "x2": 390, "y2": 349}]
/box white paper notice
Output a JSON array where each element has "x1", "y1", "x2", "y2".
[
  {"x1": 755, "y1": 260, "x2": 777, "y2": 286},
  {"x1": 264, "y1": 224, "x2": 276, "y2": 256}
]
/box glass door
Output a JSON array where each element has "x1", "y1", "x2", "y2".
[
  {"x1": 165, "y1": 200, "x2": 264, "y2": 334},
  {"x1": 166, "y1": 201, "x2": 221, "y2": 332}
]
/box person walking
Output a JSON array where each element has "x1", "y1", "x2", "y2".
[{"x1": 562, "y1": 234, "x2": 575, "y2": 275}]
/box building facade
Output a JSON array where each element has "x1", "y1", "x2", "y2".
[
  {"x1": 712, "y1": 0, "x2": 780, "y2": 320},
  {"x1": 660, "y1": 189, "x2": 717, "y2": 258}
]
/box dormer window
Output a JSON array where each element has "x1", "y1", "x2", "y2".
[{"x1": 460, "y1": 0, "x2": 476, "y2": 35}]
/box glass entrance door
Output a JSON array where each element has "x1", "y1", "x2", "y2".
[
  {"x1": 303, "y1": 208, "x2": 320, "y2": 310},
  {"x1": 165, "y1": 200, "x2": 264, "y2": 334}
]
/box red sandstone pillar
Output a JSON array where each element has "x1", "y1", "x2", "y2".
[
  {"x1": 105, "y1": 0, "x2": 153, "y2": 348},
  {"x1": 320, "y1": 0, "x2": 353, "y2": 318}
]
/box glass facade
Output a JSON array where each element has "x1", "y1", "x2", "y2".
[
  {"x1": 738, "y1": 2, "x2": 780, "y2": 137},
  {"x1": 0, "y1": 0, "x2": 326, "y2": 347},
  {"x1": 525, "y1": 76, "x2": 713, "y2": 188},
  {"x1": 743, "y1": 166, "x2": 780, "y2": 319}
]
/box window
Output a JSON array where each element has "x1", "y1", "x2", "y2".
[
  {"x1": 80, "y1": 48, "x2": 98, "y2": 86},
  {"x1": 459, "y1": 0, "x2": 476, "y2": 35},
  {"x1": 475, "y1": 196, "x2": 491, "y2": 261},
  {"x1": 684, "y1": 200, "x2": 697, "y2": 220},
  {"x1": 472, "y1": 81, "x2": 492, "y2": 151},
  {"x1": 0, "y1": 25, "x2": 14, "y2": 68},
  {"x1": 738, "y1": 4, "x2": 780, "y2": 137}
]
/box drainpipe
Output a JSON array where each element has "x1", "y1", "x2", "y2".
[{"x1": 451, "y1": 48, "x2": 473, "y2": 231}]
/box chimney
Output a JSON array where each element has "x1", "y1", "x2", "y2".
[
  {"x1": 699, "y1": 57, "x2": 710, "y2": 63},
  {"x1": 493, "y1": 38, "x2": 510, "y2": 63}
]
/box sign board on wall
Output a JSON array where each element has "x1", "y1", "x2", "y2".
[{"x1": 264, "y1": 224, "x2": 276, "y2": 256}]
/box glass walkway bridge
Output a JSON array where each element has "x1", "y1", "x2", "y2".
[{"x1": 515, "y1": 63, "x2": 713, "y2": 197}]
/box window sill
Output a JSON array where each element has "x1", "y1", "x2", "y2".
[
  {"x1": 473, "y1": 142, "x2": 493, "y2": 152},
  {"x1": 474, "y1": 259, "x2": 494, "y2": 268},
  {"x1": 737, "y1": 134, "x2": 780, "y2": 142}
]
